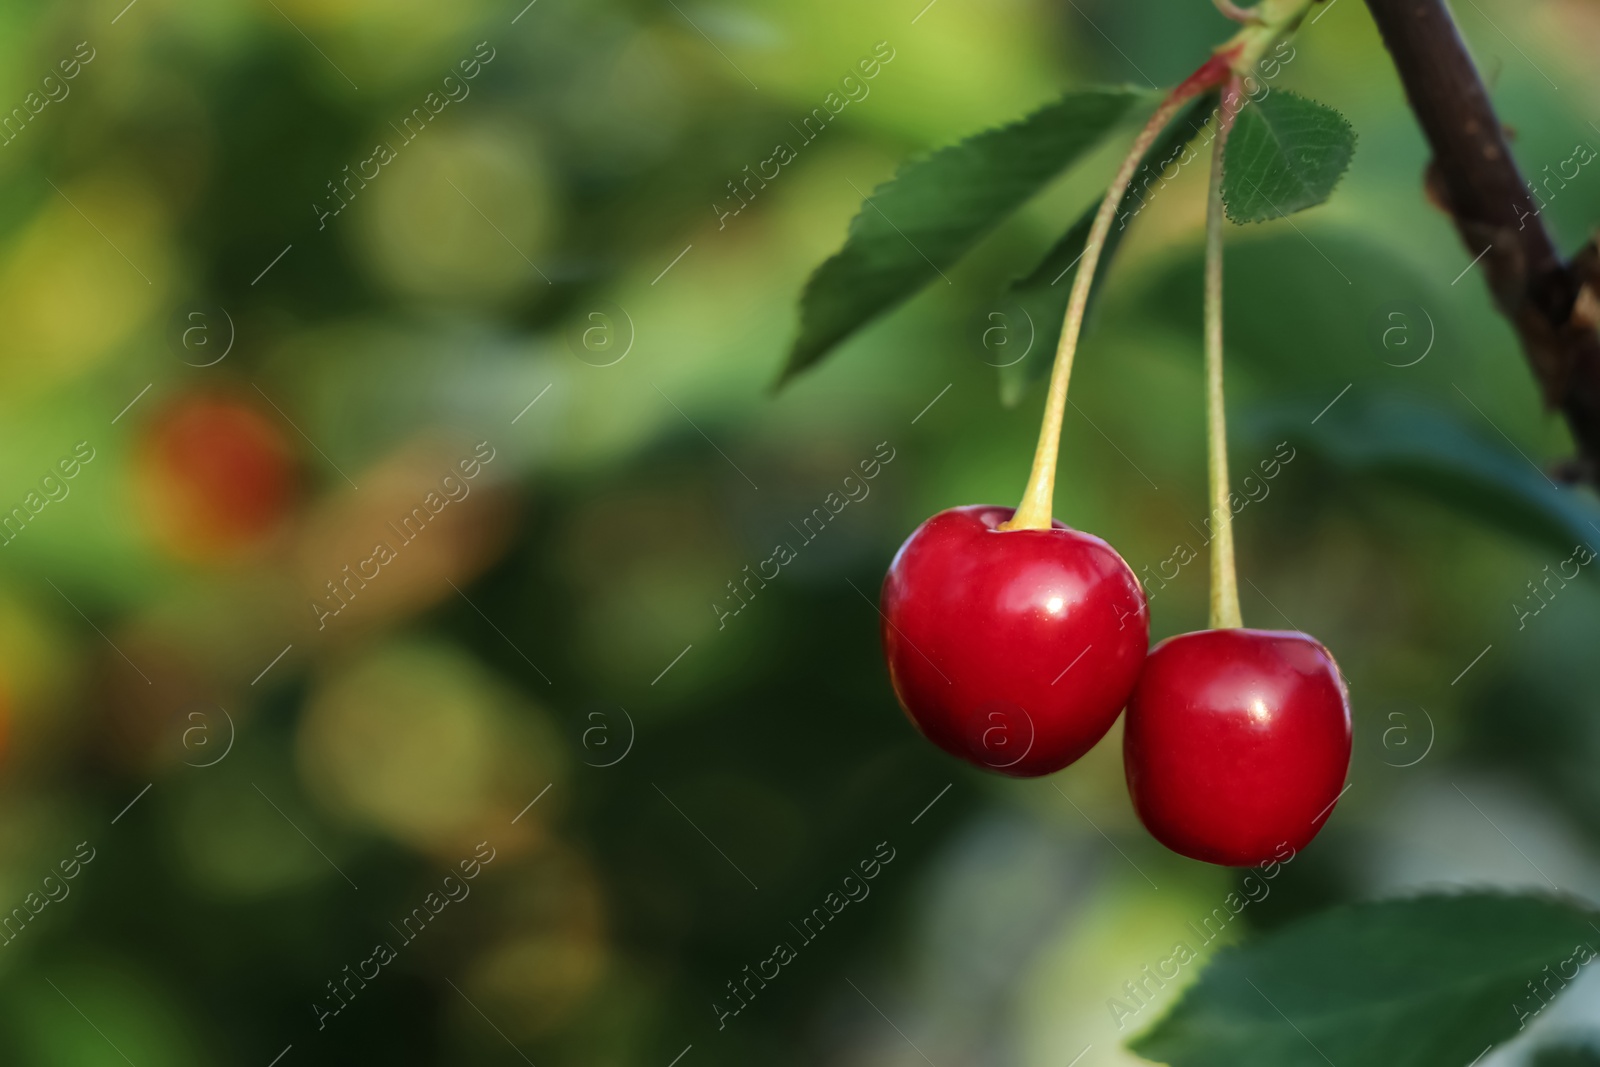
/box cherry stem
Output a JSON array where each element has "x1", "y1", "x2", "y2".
[
  {"x1": 1205, "y1": 77, "x2": 1244, "y2": 629},
  {"x1": 1212, "y1": 0, "x2": 1257, "y2": 23},
  {"x1": 1002, "y1": 63, "x2": 1230, "y2": 532}
]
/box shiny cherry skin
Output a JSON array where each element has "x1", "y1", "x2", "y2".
[
  {"x1": 880, "y1": 505, "x2": 1149, "y2": 777},
  {"x1": 1123, "y1": 628, "x2": 1352, "y2": 866}
]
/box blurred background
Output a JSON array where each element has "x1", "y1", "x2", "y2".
[{"x1": 2, "y1": 0, "x2": 1600, "y2": 1063}]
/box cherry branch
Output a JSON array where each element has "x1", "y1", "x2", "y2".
[{"x1": 1363, "y1": 0, "x2": 1600, "y2": 481}]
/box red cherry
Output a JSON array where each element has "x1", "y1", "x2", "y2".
[
  {"x1": 136, "y1": 392, "x2": 297, "y2": 560},
  {"x1": 880, "y1": 505, "x2": 1149, "y2": 777},
  {"x1": 1123, "y1": 628, "x2": 1352, "y2": 866}
]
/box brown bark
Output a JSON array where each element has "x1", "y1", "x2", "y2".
[{"x1": 1363, "y1": 0, "x2": 1600, "y2": 480}]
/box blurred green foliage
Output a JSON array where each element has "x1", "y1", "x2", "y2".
[{"x1": 0, "y1": 0, "x2": 1599, "y2": 1064}]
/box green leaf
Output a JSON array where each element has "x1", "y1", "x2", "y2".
[
  {"x1": 1222, "y1": 90, "x2": 1355, "y2": 224},
  {"x1": 999, "y1": 93, "x2": 1218, "y2": 405},
  {"x1": 778, "y1": 87, "x2": 1144, "y2": 386},
  {"x1": 1258, "y1": 395, "x2": 1600, "y2": 563},
  {"x1": 1533, "y1": 1046, "x2": 1600, "y2": 1067},
  {"x1": 1129, "y1": 893, "x2": 1599, "y2": 1067}
]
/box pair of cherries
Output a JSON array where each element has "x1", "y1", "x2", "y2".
[{"x1": 880, "y1": 505, "x2": 1350, "y2": 866}]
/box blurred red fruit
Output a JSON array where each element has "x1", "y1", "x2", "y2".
[{"x1": 136, "y1": 392, "x2": 296, "y2": 560}]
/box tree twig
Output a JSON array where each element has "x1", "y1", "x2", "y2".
[{"x1": 1363, "y1": 0, "x2": 1600, "y2": 481}]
